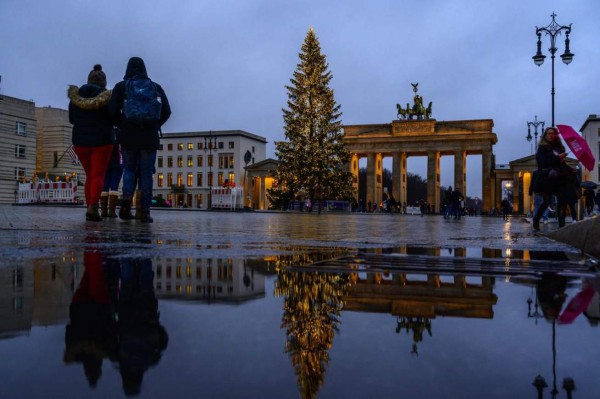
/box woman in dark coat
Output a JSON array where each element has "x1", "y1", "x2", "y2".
[
  {"x1": 532, "y1": 127, "x2": 567, "y2": 230},
  {"x1": 68, "y1": 65, "x2": 114, "y2": 221}
]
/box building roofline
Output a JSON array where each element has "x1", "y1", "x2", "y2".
[
  {"x1": 162, "y1": 130, "x2": 267, "y2": 143},
  {"x1": 580, "y1": 115, "x2": 600, "y2": 132}
]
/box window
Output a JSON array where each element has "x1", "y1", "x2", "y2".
[
  {"x1": 178, "y1": 143, "x2": 184, "y2": 151},
  {"x1": 196, "y1": 193, "x2": 203, "y2": 208},
  {"x1": 168, "y1": 143, "x2": 173, "y2": 151},
  {"x1": 15, "y1": 167, "x2": 26, "y2": 180},
  {"x1": 197, "y1": 173, "x2": 203, "y2": 187},
  {"x1": 228, "y1": 141, "x2": 235, "y2": 149},
  {"x1": 177, "y1": 173, "x2": 183, "y2": 186},
  {"x1": 159, "y1": 144, "x2": 163, "y2": 151},
  {"x1": 218, "y1": 172, "x2": 224, "y2": 186},
  {"x1": 208, "y1": 172, "x2": 213, "y2": 187},
  {"x1": 197, "y1": 142, "x2": 204, "y2": 150},
  {"x1": 157, "y1": 173, "x2": 164, "y2": 187},
  {"x1": 208, "y1": 155, "x2": 213, "y2": 167},
  {"x1": 16, "y1": 122, "x2": 26, "y2": 136},
  {"x1": 15, "y1": 145, "x2": 26, "y2": 159},
  {"x1": 228, "y1": 172, "x2": 235, "y2": 183},
  {"x1": 187, "y1": 173, "x2": 193, "y2": 186},
  {"x1": 167, "y1": 157, "x2": 173, "y2": 167},
  {"x1": 187, "y1": 156, "x2": 193, "y2": 167},
  {"x1": 177, "y1": 156, "x2": 183, "y2": 167},
  {"x1": 197, "y1": 155, "x2": 203, "y2": 167},
  {"x1": 187, "y1": 143, "x2": 194, "y2": 150},
  {"x1": 218, "y1": 142, "x2": 224, "y2": 149},
  {"x1": 219, "y1": 154, "x2": 234, "y2": 169},
  {"x1": 167, "y1": 173, "x2": 173, "y2": 186},
  {"x1": 252, "y1": 146, "x2": 255, "y2": 153},
  {"x1": 157, "y1": 156, "x2": 163, "y2": 167}
]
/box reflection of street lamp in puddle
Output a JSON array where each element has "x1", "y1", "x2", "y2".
[{"x1": 529, "y1": 279, "x2": 576, "y2": 398}]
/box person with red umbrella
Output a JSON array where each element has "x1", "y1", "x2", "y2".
[{"x1": 532, "y1": 127, "x2": 577, "y2": 230}]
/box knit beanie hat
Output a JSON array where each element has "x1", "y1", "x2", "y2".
[{"x1": 87, "y1": 64, "x2": 107, "y2": 88}]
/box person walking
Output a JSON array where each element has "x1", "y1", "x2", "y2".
[
  {"x1": 532, "y1": 127, "x2": 569, "y2": 231},
  {"x1": 109, "y1": 57, "x2": 171, "y2": 223},
  {"x1": 68, "y1": 64, "x2": 114, "y2": 221}
]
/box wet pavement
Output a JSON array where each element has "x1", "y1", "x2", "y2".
[{"x1": 0, "y1": 205, "x2": 599, "y2": 398}]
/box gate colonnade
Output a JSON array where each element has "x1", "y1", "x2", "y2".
[{"x1": 342, "y1": 119, "x2": 498, "y2": 213}]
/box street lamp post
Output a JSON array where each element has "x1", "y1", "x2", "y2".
[
  {"x1": 532, "y1": 12, "x2": 574, "y2": 127},
  {"x1": 204, "y1": 131, "x2": 217, "y2": 209},
  {"x1": 527, "y1": 115, "x2": 545, "y2": 153}
]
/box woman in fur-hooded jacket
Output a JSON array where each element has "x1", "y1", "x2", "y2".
[{"x1": 68, "y1": 64, "x2": 115, "y2": 221}]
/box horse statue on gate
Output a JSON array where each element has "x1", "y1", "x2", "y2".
[
  {"x1": 396, "y1": 102, "x2": 412, "y2": 120},
  {"x1": 395, "y1": 83, "x2": 433, "y2": 120}
]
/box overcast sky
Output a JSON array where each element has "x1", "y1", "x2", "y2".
[{"x1": 1, "y1": 0, "x2": 598, "y2": 197}]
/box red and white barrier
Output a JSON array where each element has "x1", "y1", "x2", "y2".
[
  {"x1": 211, "y1": 187, "x2": 244, "y2": 209},
  {"x1": 18, "y1": 180, "x2": 79, "y2": 204}
]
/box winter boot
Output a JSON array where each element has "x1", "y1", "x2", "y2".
[
  {"x1": 86, "y1": 204, "x2": 102, "y2": 222},
  {"x1": 135, "y1": 190, "x2": 142, "y2": 220},
  {"x1": 119, "y1": 197, "x2": 134, "y2": 220},
  {"x1": 99, "y1": 193, "x2": 109, "y2": 218},
  {"x1": 107, "y1": 192, "x2": 119, "y2": 218},
  {"x1": 140, "y1": 209, "x2": 153, "y2": 223},
  {"x1": 532, "y1": 216, "x2": 540, "y2": 231}
]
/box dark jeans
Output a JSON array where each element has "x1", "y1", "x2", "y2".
[
  {"x1": 102, "y1": 164, "x2": 124, "y2": 192},
  {"x1": 122, "y1": 149, "x2": 156, "y2": 210}
]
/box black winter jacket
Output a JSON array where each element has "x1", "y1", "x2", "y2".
[
  {"x1": 535, "y1": 143, "x2": 563, "y2": 170},
  {"x1": 108, "y1": 57, "x2": 171, "y2": 151},
  {"x1": 68, "y1": 84, "x2": 114, "y2": 147}
]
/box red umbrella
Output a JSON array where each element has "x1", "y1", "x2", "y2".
[{"x1": 556, "y1": 124, "x2": 596, "y2": 172}]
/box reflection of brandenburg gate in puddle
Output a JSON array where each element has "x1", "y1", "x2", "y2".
[{"x1": 344, "y1": 268, "x2": 498, "y2": 352}]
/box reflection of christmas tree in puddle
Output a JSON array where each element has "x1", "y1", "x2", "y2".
[
  {"x1": 395, "y1": 316, "x2": 432, "y2": 356},
  {"x1": 275, "y1": 270, "x2": 350, "y2": 399}
]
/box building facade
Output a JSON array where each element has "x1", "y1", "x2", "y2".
[
  {"x1": 35, "y1": 106, "x2": 84, "y2": 179},
  {"x1": 154, "y1": 130, "x2": 267, "y2": 208},
  {"x1": 0, "y1": 95, "x2": 37, "y2": 203},
  {"x1": 580, "y1": 114, "x2": 600, "y2": 184}
]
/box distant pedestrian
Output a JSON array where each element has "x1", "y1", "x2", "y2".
[
  {"x1": 109, "y1": 57, "x2": 171, "y2": 223},
  {"x1": 501, "y1": 198, "x2": 511, "y2": 221},
  {"x1": 443, "y1": 186, "x2": 453, "y2": 219},
  {"x1": 451, "y1": 188, "x2": 464, "y2": 220},
  {"x1": 68, "y1": 64, "x2": 114, "y2": 221}
]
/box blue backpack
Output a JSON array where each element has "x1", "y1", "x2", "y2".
[{"x1": 123, "y1": 77, "x2": 162, "y2": 126}]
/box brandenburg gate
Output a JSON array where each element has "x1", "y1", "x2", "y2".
[{"x1": 342, "y1": 85, "x2": 498, "y2": 213}]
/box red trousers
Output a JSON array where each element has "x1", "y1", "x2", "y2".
[{"x1": 74, "y1": 145, "x2": 113, "y2": 206}]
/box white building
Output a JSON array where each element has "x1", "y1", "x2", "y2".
[
  {"x1": 580, "y1": 114, "x2": 600, "y2": 184},
  {"x1": 155, "y1": 130, "x2": 267, "y2": 208}
]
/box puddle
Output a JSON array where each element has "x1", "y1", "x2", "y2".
[{"x1": 1, "y1": 246, "x2": 599, "y2": 398}]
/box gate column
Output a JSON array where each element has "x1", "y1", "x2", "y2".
[
  {"x1": 454, "y1": 150, "x2": 466, "y2": 194},
  {"x1": 482, "y1": 149, "x2": 494, "y2": 213},
  {"x1": 427, "y1": 151, "x2": 441, "y2": 213}
]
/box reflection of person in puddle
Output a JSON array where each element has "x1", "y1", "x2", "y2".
[
  {"x1": 64, "y1": 251, "x2": 120, "y2": 388},
  {"x1": 537, "y1": 273, "x2": 567, "y2": 321},
  {"x1": 65, "y1": 255, "x2": 167, "y2": 395},
  {"x1": 118, "y1": 258, "x2": 169, "y2": 396}
]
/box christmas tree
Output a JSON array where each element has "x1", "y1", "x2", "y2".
[{"x1": 269, "y1": 28, "x2": 354, "y2": 209}]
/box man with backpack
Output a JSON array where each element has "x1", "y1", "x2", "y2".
[{"x1": 109, "y1": 57, "x2": 171, "y2": 223}]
